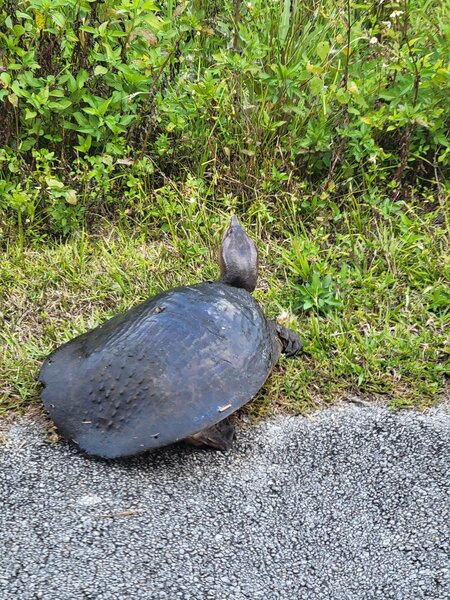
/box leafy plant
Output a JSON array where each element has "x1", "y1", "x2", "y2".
[
  {"x1": 294, "y1": 272, "x2": 343, "y2": 313},
  {"x1": 0, "y1": 0, "x2": 448, "y2": 235}
]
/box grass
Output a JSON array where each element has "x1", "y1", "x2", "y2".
[{"x1": 1, "y1": 186, "x2": 448, "y2": 417}]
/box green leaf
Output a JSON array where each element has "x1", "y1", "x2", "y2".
[
  {"x1": 83, "y1": 107, "x2": 99, "y2": 116},
  {"x1": 76, "y1": 70, "x2": 89, "y2": 89},
  {"x1": 143, "y1": 13, "x2": 163, "y2": 30},
  {"x1": 16, "y1": 11, "x2": 32, "y2": 20},
  {"x1": 336, "y1": 88, "x2": 350, "y2": 104},
  {"x1": 0, "y1": 72, "x2": 11, "y2": 86},
  {"x1": 52, "y1": 12, "x2": 66, "y2": 28},
  {"x1": 19, "y1": 138, "x2": 36, "y2": 152},
  {"x1": 97, "y1": 97, "x2": 112, "y2": 117},
  {"x1": 7, "y1": 63, "x2": 23, "y2": 71},
  {"x1": 316, "y1": 41, "x2": 330, "y2": 62},
  {"x1": 309, "y1": 76, "x2": 324, "y2": 96},
  {"x1": 94, "y1": 66, "x2": 108, "y2": 76},
  {"x1": 80, "y1": 25, "x2": 96, "y2": 34},
  {"x1": 13, "y1": 25, "x2": 25, "y2": 36},
  {"x1": 297, "y1": 70, "x2": 312, "y2": 81},
  {"x1": 74, "y1": 134, "x2": 92, "y2": 153},
  {"x1": 279, "y1": 0, "x2": 291, "y2": 45},
  {"x1": 7, "y1": 94, "x2": 18, "y2": 108},
  {"x1": 48, "y1": 99, "x2": 72, "y2": 111},
  {"x1": 37, "y1": 86, "x2": 49, "y2": 103},
  {"x1": 46, "y1": 178, "x2": 64, "y2": 189},
  {"x1": 11, "y1": 81, "x2": 23, "y2": 96},
  {"x1": 71, "y1": 111, "x2": 87, "y2": 125},
  {"x1": 66, "y1": 190, "x2": 78, "y2": 205}
]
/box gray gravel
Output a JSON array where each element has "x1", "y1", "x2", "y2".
[{"x1": 1, "y1": 404, "x2": 449, "y2": 600}]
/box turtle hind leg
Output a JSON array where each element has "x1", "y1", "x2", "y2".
[
  {"x1": 184, "y1": 418, "x2": 235, "y2": 451},
  {"x1": 276, "y1": 324, "x2": 302, "y2": 357}
]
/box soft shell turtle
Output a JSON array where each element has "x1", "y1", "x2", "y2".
[{"x1": 39, "y1": 216, "x2": 301, "y2": 458}]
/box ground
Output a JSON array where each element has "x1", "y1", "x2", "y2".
[{"x1": 1, "y1": 402, "x2": 449, "y2": 600}]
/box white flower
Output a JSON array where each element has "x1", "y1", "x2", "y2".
[
  {"x1": 369, "y1": 37, "x2": 378, "y2": 45},
  {"x1": 276, "y1": 311, "x2": 297, "y2": 328},
  {"x1": 247, "y1": 2, "x2": 253, "y2": 8},
  {"x1": 390, "y1": 10, "x2": 404, "y2": 18},
  {"x1": 382, "y1": 20, "x2": 392, "y2": 29}
]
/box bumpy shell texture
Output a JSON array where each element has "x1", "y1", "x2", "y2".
[{"x1": 39, "y1": 282, "x2": 279, "y2": 458}]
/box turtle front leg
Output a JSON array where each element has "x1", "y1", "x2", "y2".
[
  {"x1": 276, "y1": 324, "x2": 302, "y2": 357},
  {"x1": 184, "y1": 417, "x2": 235, "y2": 450}
]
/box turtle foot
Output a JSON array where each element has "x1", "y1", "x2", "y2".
[
  {"x1": 276, "y1": 324, "x2": 302, "y2": 357},
  {"x1": 184, "y1": 418, "x2": 235, "y2": 451}
]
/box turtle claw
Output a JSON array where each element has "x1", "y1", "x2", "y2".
[
  {"x1": 276, "y1": 324, "x2": 302, "y2": 357},
  {"x1": 184, "y1": 418, "x2": 235, "y2": 451}
]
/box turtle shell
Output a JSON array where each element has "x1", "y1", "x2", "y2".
[{"x1": 39, "y1": 282, "x2": 280, "y2": 458}]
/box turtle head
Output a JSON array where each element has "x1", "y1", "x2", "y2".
[{"x1": 219, "y1": 215, "x2": 258, "y2": 293}]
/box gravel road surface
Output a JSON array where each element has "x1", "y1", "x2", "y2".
[{"x1": 1, "y1": 404, "x2": 449, "y2": 600}]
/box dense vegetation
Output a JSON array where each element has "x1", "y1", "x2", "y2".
[{"x1": 1, "y1": 0, "x2": 449, "y2": 413}]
